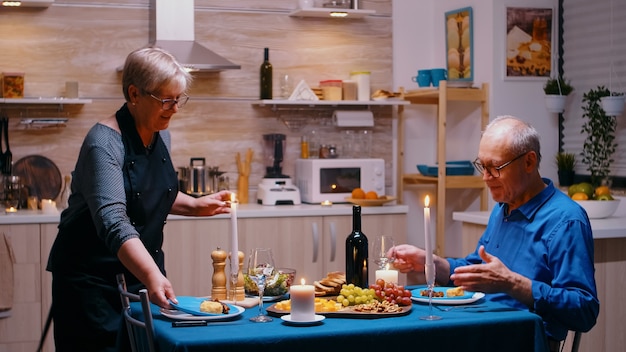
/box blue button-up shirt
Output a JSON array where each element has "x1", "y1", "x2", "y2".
[{"x1": 448, "y1": 178, "x2": 599, "y2": 340}]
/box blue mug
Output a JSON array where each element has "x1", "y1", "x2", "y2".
[
  {"x1": 431, "y1": 68, "x2": 447, "y2": 87},
  {"x1": 411, "y1": 70, "x2": 432, "y2": 87}
]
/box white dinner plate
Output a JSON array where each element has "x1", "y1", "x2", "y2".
[
  {"x1": 160, "y1": 305, "x2": 245, "y2": 321},
  {"x1": 281, "y1": 314, "x2": 325, "y2": 326},
  {"x1": 411, "y1": 287, "x2": 485, "y2": 305},
  {"x1": 169, "y1": 296, "x2": 242, "y2": 316}
]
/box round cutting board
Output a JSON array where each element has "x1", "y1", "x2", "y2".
[{"x1": 12, "y1": 155, "x2": 63, "y2": 201}]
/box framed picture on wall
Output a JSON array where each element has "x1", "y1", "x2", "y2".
[
  {"x1": 445, "y1": 7, "x2": 474, "y2": 87},
  {"x1": 505, "y1": 7, "x2": 553, "y2": 80}
]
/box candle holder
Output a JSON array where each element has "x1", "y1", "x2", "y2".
[{"x1": 420, "y1": 264, "x2": 441, "y2": 320}]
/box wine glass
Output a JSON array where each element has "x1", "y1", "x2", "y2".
[
  {"x1": 247, "y1": 248, "x2": 276, "y2": 322},
  {"x1": 373, "y1": 235, "x2": 395, "y2": 270}
]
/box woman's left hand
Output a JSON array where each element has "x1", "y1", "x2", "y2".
[{"x1": 171, "y1": 190, "x2": 233, "y2": 216}]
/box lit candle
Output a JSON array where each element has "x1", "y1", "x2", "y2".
[
  {"x1": 375, "y1": 267, "x2": 398, "y2": 284},
  {"x1": 424, "y1": 195, "x2": 434, "y2": 284},
  {"x1": 320, "y1": 200, "x2": 333, "y2": 207},
  {"x1": 41, "y1": 199, "x2": 58, "y2": 214},
  {"x1": 290, "y1": 278, "x2": 315, "y2": 322},
  {"x1": 229, "y1": 193, "x2": 239, "y2": 276},
  {"x1": 5, "y1": 206, "x2": 17, "y2": 213}
]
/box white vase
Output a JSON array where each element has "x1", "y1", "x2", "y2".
[
  {"x1": 544, "y1": 95, "x2": 567, "y2": 113},
  {"x1": 600, "y1": 96, "x2": 625, "y2": 117}
]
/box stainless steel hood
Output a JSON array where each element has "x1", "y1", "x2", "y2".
[{"x1": 147, "y1": 0, "x2": 240, "y2": 72}]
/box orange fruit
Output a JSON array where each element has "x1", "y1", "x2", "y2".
[
  {"x1": 571, "y1": 192, "x2": 589, "y2": 201},
  {"x1": 351, "y1": 188, "x2": 366, "y2": 199},
  {"x1": 595, "y1": 186, "x2": 611, "y2": 197},
  {"x1": 365, "y1": 191, "x2": 379, "y2": 199}
]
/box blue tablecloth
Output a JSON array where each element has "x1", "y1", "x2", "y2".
[{"x1": 132, "y1": 294, "x2": 549, "y2": 352}]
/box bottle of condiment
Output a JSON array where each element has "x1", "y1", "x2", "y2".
[
  {"x1": 300, "y1": 136, "x2": 309, "y2": 159},
  {"x1": 346, "y1": 205, "x2": 368, "y2": 287},
  {"x1": 260, "y1": 48, "x2": 273, "y2": 99}
]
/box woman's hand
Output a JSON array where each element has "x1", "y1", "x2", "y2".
[{"x1": 170, "y1": 190, "x2": 232, "y2": 216}]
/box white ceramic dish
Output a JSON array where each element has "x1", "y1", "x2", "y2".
[
  {"x1": 411, "y1": 287, "x2": 485, "y2": 305},
  {"x1": 575, "y1": 199, "x2": 620, "y2": 219},
  {"x1": 281, "y1": 314, "x2": 325, "y2": 325},
  {"x1": 160, "y1": 305, "x2": 244, "y2": 321}
]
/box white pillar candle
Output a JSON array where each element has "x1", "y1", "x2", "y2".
[
  {"x1": 229, "y1": 194, "x2": 239, "y2": 276},
  {"x1": 375, "y1": 269, "x2": 398, "y2": 284},
  {"x1": 41, "y1": 199, "x2": 58, "y2": 214},
  {"x1": 289, "y1": 279, "x2": 315, "y2": 322}
]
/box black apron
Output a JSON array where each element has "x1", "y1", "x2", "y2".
[{"x1": 50, "y1": 104, "x2": 178, "y2": 351}]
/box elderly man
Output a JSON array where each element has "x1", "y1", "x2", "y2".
[{"x1": 392, "y1": 115, "x2": 599, "y2": 352}]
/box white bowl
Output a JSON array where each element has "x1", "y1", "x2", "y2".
[{"x1": 575, "y1": 199, "x2": 621, "y2": 219}]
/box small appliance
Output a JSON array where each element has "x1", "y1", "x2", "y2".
[
  {"x1": 295, "y1": 158, "x2": 385, "y2": 204},
  {"x1": 257, "y1": 133, "x2": 301, "y2": 205}
]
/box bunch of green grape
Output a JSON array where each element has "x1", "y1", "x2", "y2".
[{"x1": 335, "y1": 284, "x2": 377, "y2": 307}]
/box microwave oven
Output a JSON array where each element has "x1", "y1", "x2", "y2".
[{"x1": 295, "y1": 158, "x2": 385, "y2": 204}]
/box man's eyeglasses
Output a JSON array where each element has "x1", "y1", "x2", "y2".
[
  {"x1": 149, "y1": 93, "x2": 189, "y2": 110},
  {"x1": 472, "y1": 152, "x2": 528, "y2": 178}
]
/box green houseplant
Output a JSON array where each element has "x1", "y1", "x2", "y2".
[
  {"x1": 580, "y1": 86, "x2": 618, "y2": 186},
  {"x1": 544, "y1": 77, "x2": 574, "y2": 113},
  {"x1": 555, "y1": 152, "x2": 576, "y2": 186}
]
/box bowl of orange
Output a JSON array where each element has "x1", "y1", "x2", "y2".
[
  {"x1": 346, "y1": 188, "x2": 396, "y2": 206},
  {"x1": 575, "y1": 199, "x2": 620, "y2": 219}
]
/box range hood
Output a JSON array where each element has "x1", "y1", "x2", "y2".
[{"x1": 146, "y1": 0, "x2": 240, "y2": 72}]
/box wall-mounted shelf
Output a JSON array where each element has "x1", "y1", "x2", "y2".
[
  {"x1": 254, "y1": 99, "x2": 408, "y2": 109},
  {"x1": 0, "y1": 98, "x2": 92, "y2": 105},
  {"x1": 289, "y1": 8, "x2": 375, "y2": 19}
]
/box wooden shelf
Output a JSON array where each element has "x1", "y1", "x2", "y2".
[
  {"x1": 289, "y1": 8, "x2": 375, "y2": 19},
  {"x1": 403, "y1": 174, "x2": 485, "y2": 189},
  {"x1": 254, "y1": 99, "x2": 408, "y2": 108},
  {"x1": 0, "y1": 97, "x2": 92, "y2": 105},
  {"x1": 398, "y1": 81, "x2": 490, "y2": 256}
]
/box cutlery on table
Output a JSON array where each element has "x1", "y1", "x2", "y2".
[{"x1": 434, "y1": 305, "x2": 487, "y2": 312}]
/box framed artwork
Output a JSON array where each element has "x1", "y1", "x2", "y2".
[
  {"x1": 445, "y1": 7, "x2": 474, "y2": 87},
  {"x1": 505, "y1": 7, "x2": 553, "y2": 80}
]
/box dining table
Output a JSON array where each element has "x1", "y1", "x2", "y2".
[{"x1": 131, "y1": 286, "x2": 549, "y2": 352}]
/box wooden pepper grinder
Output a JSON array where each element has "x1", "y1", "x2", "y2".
[{"x1": 211, "y1": 247, "x2": 227, "y2": 300}]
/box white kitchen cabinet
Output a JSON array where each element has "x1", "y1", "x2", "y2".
[
  {"x1": 0, "y1": 224, "x2": 44, "y2": 352},
  {"x1": 162, "y1": 212, "x2": 408, "y2": 296},
  {"x1": 162, "y1": 218, "x2": 230, "y2": 297}
]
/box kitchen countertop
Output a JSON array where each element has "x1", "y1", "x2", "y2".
[
  {"x1": 453, "y1": 196, "x2": 626, "y2": 239},
  {"x1": 0, "y1": 203, "x2": 409, "y2": 225}
]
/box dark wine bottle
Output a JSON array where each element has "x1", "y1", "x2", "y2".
[
  {"x1": 260, "y1": 47, "x2": 273, "y2": 99},
  {"x1": 346, "y1": 205, "x2": 368, "y2": 288}
]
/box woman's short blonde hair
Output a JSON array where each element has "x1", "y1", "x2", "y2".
[{"x1": 122, "y1": 46, "x2": 192, "y2": 101}]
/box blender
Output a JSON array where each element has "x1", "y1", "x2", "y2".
[{"x1": 257, "y1": 133, "x2": 301, "y2": 205}]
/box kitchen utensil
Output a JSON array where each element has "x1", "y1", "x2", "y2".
[
  {"x1": 2, "y1": 117, "x2": 11, "y2": 175},
  {"x1": 179, "y1": 158, "x2": 225, "y2": 196},
  {"x1": 236, "y1": 148, "x2": 253, "y2": 204},
  {"x1": 12, "y1": 155, "x2": 62, "y2": 201}
]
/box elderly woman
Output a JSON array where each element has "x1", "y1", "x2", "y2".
[{"x1": 46, "y1": 47, "x2": 232, "y2": 351}]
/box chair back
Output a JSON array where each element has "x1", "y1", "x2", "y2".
[
  {"x1": 116, "y1": 273, "x2": 157, "y2": 352},
  {"x1": 571, "y1": 331, "x2": 581, "y2": 352}
]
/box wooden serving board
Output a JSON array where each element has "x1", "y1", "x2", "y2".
[{"x1": 266, "y1": 303, "x2": 411, "y2": 319}]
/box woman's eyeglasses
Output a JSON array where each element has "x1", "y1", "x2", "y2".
[{"x1": 148, "y1": 93, "x2": 189, "y2": 110}]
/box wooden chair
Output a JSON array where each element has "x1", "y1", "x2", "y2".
[{"x1": 116, "y1": 273, "x2": 157, "y2": 352}]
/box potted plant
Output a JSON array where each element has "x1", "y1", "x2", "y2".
[
  {"x1": 555, "y1": 152, "x2": 576, "y2": 186},
  {"x1": 544, "y1": 77, "x2": 574, "y2": 113},
  {"x1": 581, "y1": 86, "x2": 618, "y2": 186},
  {"x1": 600, "y1": 91, "x2": 625, "y2": 117}
]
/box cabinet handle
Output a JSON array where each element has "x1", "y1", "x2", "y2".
[
  {"x1": 329, "y1": 222, "x2": 336, "y2": 262},
  {"x1": 311, "y1": 222, "x2": 319, "y2": 263}
]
